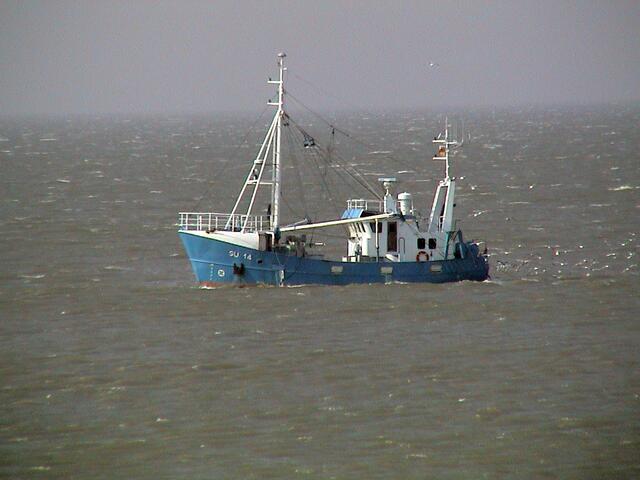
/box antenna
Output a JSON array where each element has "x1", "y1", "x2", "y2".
[
  {"x1": 378, "y1": 177, "x2": 397, "y2": 213},
  {"x1": 432, "y1": 117, "x2": 464, "y2": 179},
  {"x1": 378, "y1": 177, "x2": 397, "y2": 195},
  {"x1": 455, "y1": 118, "x2": 465, "y2": 147}
]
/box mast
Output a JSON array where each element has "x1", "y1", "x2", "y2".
[
  {"x1": 432, "y1": 117, "x2": 454, "y2": 179},
  {"x1": 226, "y1": 53, "x2": 285, "y2": 232},
  {"x1": 428, "y1": 118, "x2": 459, "y2": 236},
  {"x1": 445, "y1": 121, "x2": 450, "y2": 179},
  {"x1": 269, "y1": 52, "x2": 286, "y2": 230}
]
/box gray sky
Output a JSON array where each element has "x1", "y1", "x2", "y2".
[{"x1": 1, "y1": 0, "x2": 639, "y2": 115}]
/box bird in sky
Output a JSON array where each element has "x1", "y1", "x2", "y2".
[{"x1": 428, "y1": 62, "x2": 440, "y2": 68}]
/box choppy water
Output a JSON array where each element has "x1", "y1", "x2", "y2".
[{"x1": 1, "y1": 105, "x2": 639, "y2": 478}]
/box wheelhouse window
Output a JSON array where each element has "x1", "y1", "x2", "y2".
[
  {"x1": 428, "y1": 238, "x2": 437, "y2": 249},
  {"x1": 417, "y1": 238, "x2": 426, "y2": 249}
]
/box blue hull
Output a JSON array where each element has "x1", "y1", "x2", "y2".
[{"x1": 179, "y1": 232, "x2": 489, "y2": 286}]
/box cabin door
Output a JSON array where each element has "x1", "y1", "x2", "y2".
[
  {"x1": 398, "y1": 237, "x2": 405, "y2": 261},
  {"x1": 387, "y1": 222, "x2": 397, "y2": 252}
]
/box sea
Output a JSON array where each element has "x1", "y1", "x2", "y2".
[{"x1": 1, "y1": 105, "x2": 639, "y2": 479}]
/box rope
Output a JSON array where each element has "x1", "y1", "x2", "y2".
[
  {"x1": 283, "y1": 124, "x2": 310, "y2": 220},
  {"x1": 296, "y1": 129, "x2": 343, "y2": 219},
  {"x1": 287, "y1": 116, "x2": 381, "y2": 199},
  {"x1": 286, "y1": 89, "x2": 419, "y2": 174},
  {"x1": 194, "y1": 106, "x2": 269, "y2": 209},
  {"x1": 291, "y1": 71, "x2": 362, "y2": 112}
]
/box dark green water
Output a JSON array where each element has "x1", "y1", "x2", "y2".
[{"x1": 1, "y1": 105, "x2": 639, "y2": 478}]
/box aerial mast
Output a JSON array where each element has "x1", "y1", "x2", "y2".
[
  {"x1": 432, "y1": 117, "x2": 457, "y2": 179},
  {"x1": 268, "y1": 52, "x2": 286, "y2": 230}
]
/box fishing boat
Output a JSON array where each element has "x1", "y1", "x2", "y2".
[{"x1": 178, "y1": 53, "x2": 489, "y2": 286}]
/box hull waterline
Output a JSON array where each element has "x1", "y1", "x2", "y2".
[{"x1": 179, "y1": 231, "x2": 489, "y2": 287}]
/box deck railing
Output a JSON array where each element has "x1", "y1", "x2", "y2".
[
  {"x1": 346, "y1": 198, "x2": 414, "y2": 214},
  {"x1": 347, "y1": 199, "x2": 383, "y2": 211},
  {"x1": 178, "y1": 212, "x2": 271, "y2": 232}
]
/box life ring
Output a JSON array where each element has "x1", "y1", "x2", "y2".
[{"x1": 416, "y1": 251, "x2": 429, "y2": 262}]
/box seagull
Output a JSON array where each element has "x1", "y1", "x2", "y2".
[{"x1": 428, "y1": 62, "x2": 440, "y2": 68}]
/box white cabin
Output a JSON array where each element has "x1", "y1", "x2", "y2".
[{"x1": 342, "y1": 175, "x2": 461, "y2": 263}]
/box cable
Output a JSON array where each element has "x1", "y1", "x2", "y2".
[
  {"x1": 286, "y1": 89, "x2": 419, "y2": 174},
  {"x1": 287, "y1": 116, "x2": 381, "y2": 199},
  {"x1": 194, "y1": 106, "x2": 269, "y2": 209},
  {"x1": 283, "y1": 124, "x2": 310, "y2": 219}
]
